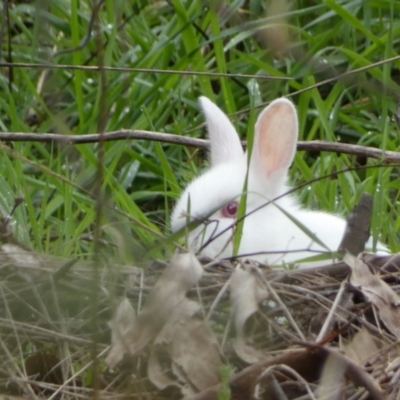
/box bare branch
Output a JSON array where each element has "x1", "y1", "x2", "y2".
[
  {"x1": 295, "y1": 141, "x2": 400, "y2": 163},
  {"x1": 0, "y1": 130, "x2": 399, "y2": 163}
]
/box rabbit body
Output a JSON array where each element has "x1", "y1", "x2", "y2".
[{"x1": 171, "y1": 97, "x2": 368, "y2": 268}]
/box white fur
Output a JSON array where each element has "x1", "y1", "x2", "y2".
[{"x1": 171, "y1": 97, "x2": 381, "y2": 268}]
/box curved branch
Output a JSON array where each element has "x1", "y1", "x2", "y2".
[{"x1": 0, "y1": 130, "x2": 399, "y2": 163}]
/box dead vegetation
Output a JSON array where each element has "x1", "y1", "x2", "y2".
[{"x1": 1, "y1": 236, "x2": 400, "y2": 399}]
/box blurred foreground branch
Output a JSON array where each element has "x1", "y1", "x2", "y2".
[
  {"x1": 0, "y1": 62, "x2": 289, "y2": 80},
  {"x1": 0, "y1": 130, "x2": 399, "y2": 162}
]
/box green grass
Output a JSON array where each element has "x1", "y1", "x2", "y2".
[{"x1": 1, "y1": 0, "x2": 400, "y2": 261}]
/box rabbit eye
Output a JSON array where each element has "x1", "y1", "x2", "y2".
[{"x1": 221, "y1": 201, "x2": 238, "y2": 218}]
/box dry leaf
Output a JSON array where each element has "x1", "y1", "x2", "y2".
[
  {"x1": 233, "y1": 337, "x2": 272, "y2": 365},
  {"x1": 105, "y1": 298, "x2": 136, "y2": 367},
  {"x1": 149, "y1": 299, "x2": 222, "y2": 395},
  {"x1": 344, "y1": 327, "x2": 379, "y2": 365},
  {"x1": 344, "y1": 252, "x2": 400, "y2": 338},
  {"x1": 105, "y1": 252, "x2": 221, "y2": 396},
  {"x1": 230, "y1": 263, "x2": 269, "y2": 337},
  {"x1": 230, "y1": 263, "x2": 269, "y2": 363},
  {"x1": 317, "y1": 353, "x2": 347, "y2": 400},
  {"x1": 105, "y1": 252, "x2": 204, "y2": 367}
]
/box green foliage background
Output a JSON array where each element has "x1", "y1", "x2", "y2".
[{"x1": 1, "y1": 0, "x2": 400, "y2": 261}]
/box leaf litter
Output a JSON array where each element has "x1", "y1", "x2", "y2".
[{"x1": 2, "y1": 235, "x2": 400, "y2": 398}]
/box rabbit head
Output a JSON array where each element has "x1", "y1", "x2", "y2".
[{"x1": 171, "y1": 97, "x2": 346, "y2": 267}]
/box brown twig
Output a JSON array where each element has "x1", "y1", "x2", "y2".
[{"x1": 0, "y1": 130, "x2": 399, "y2": 162}]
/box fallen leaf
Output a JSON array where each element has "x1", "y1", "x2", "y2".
[
  {"x1": 344, "y1": 252, "x2": 400, "y2": 338},
  {"x1": 230, "y1": 263, "x2": 269, "y2": 363},
  {"x1": 344, "y1": 326, "x2": 379, "y2": 365},
  {"x1": 149, "y1": 299, "x2": 222, "y2": 395},
  {"x1": 105, "y1": 298, "x2": 136, "y2": 367},
  {"x1": 317, "y1": 352, "x2": 347, "y2": 400},
  {"x1": 105, "y1": 252, "x2": 218, "y2": 395},
  {"x1": 232, "y1": 337, "x2": 272, "y2": 365},
  {"x1": 105, "y1": 252, "x2": 204, "y2": 367},
  {"x1": 230, "y1": 263, "x2": 269, "y2": 336}
]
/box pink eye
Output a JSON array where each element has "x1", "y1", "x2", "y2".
[{"x1": 221, "y1": 201, "x2": 238, "y2": 218}]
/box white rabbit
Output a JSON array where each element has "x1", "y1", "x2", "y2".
[{"x1": 171, "y1": 97, "x2": 379, "y2": 268}]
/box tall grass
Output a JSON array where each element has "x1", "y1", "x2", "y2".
[{"x1": 0, "y1": 0, "x2": 399, "y2": 262}]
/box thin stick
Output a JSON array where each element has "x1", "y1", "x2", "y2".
[
  {"x1": 0, "y1": 62, "x2": 290, "y2": 80},
  {"x1": 316, "y1": 280, "x2": 347, "y2": 343}
]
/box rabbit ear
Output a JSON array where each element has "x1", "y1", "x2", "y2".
[
  {"x1": 199, "y1": 97, "x2": 244, "y2": 167},
  {"x1": 252, "y1": 98, "x2": 298, "y2": 178}
]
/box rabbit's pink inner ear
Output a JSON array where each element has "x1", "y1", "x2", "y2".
[
  {"x1": 199, "y1": 96, "x2": 244, "y2": 167},
  {"x1": 256, "y1": 100, "x2": 298, "y2": 177}
]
